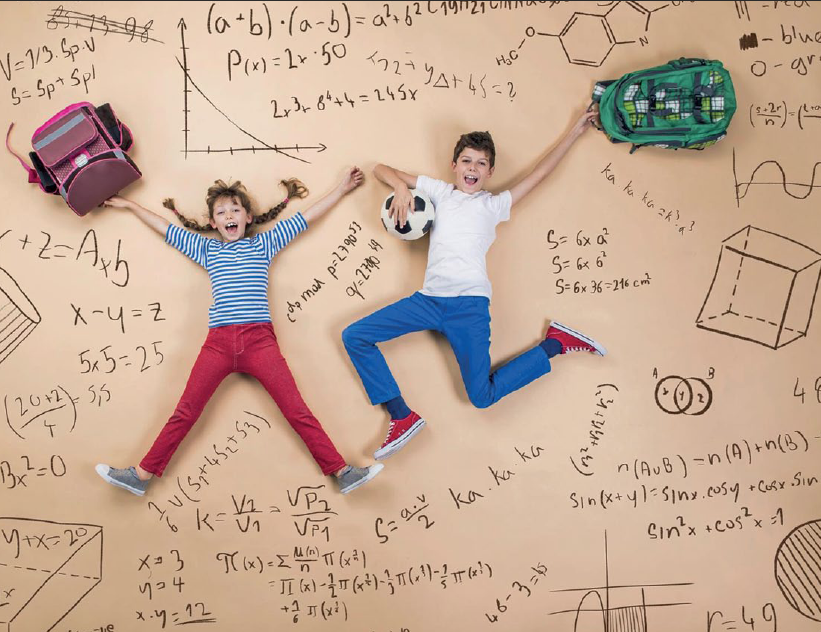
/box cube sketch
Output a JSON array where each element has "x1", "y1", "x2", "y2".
[
  {"x1": 0, "y1": 517, "x2": 103, "y2": 632},
  {"x1": 696, "y1": 226, "x2": 821, "y2": 349}
]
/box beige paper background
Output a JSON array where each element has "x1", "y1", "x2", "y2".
[{"x1": 1, "y1": 1, "x2": 820, "y2": 631}]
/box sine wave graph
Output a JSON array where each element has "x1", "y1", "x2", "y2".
[{"x1": 733, "y1": 148, "x2": 821, "y2": 206}]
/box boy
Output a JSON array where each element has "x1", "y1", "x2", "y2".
[{"x1": 342, "y1": 107, "x2": 605, "y2": 460}]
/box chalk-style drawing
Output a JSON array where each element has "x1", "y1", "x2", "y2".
[
  {"x1": 176, "y1": 18, "x2": 327, "y2": 163},
  {"x1": 654, "y1": 376, "x2": 712, "y2": 416},
  {"x1": 0, "y1": 518, "x2": 102, "y2": 632},
  {"x1": 734, "y1": 1, "x2": 751, "y2": 21},
  {"x1": 733, "y1": 149, "x2": 821, "y2": 206},
  {"x1": 696, "y1": 226, "x2": 821, "y2": 349},
  {"x1": 774, "y1": 519, "x2": 821, "y2": 622},
  {"x1": 533, "y1": 2, "x2": 668, "y2": 68},
  {"x1": 44, "y1": 5, "x2": 162, "y2": 43},
  {"x1": 739, "y1": 33, "x2": 758, "y2": 50},
  {"x1": 549, "y1": 532, "x2": 692, "y2": 631},
  {"x1": 4, "y1": 385, "x2": 78, "y2": 441},
  {"x1": 0, "y1": 267, "x2": 41, "y2": 367}
]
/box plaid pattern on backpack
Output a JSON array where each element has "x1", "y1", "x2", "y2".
[
  {"x1": 591, "y1": 58, "x2": 736, "y2": 153},
  {"x1": 6, "y1": 101, "x2": 141, "y2": 216}
]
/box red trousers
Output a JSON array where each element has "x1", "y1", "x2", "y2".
[{"x1": 140, "y1": 322, "x2": 347, "y2": 476}]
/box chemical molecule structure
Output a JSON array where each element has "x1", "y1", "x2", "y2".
[{"x1": 496, "y1": 1, "x2": 679, "y2": 68}]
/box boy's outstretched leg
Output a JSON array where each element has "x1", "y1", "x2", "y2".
[
  {"x1": 342, "y1": 292, "x2": 440, "y2": 459},
  {"x1": 446, "y1": 296, "x2": 552, "y2": 409},
  {"x1": 541, "y1": 322, "x2": 607, "y2": 357},
  {"x1": 374, "y1": 406, "x2": 426, "y2": 460}
]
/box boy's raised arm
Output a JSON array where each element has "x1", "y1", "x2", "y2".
[
  {"x1": 508, "y1": 108, "x2": 598, "y2": 207},
  {"x1": 374, "y1": 163, "x2": 419, "y2": 229}
]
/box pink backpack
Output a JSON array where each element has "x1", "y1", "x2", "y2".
[{"x1": 6, "y1": 101, "x2": 141, "y2": 216}]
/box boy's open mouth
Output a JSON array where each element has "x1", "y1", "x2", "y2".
[
  {"x1": 226, "y1": 222, "x2": 238, "y2": 235},
  {"x1": 465, "y1": 175, "x2": 478, "y2": 185}
]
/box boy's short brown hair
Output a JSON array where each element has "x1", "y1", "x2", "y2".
[{"x1": 452, "y1": 131, "x2": 496, "y2": 168}]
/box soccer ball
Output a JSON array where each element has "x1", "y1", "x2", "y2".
[{"x1": 381, "y1": 189, "x2": 435, "y2": 240}]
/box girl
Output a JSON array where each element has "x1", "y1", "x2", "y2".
[{"x1": 95, "y1": 167, "x2": 383, "y2": 495}]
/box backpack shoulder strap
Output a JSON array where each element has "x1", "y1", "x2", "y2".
[{"x1": 5, "y1": 123, "x2": 40, "y2": 184}]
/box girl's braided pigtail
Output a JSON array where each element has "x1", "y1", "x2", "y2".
[
  {"x1": 162, "y1": 198, "x2": 213, "y2": 232},
  {"x1": 252, "y1": 178, "x2": 309, "y2": 226}
]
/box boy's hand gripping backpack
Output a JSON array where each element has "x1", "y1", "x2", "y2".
[
  {"x1": 591, "y1": 58, "x2": 737, "y2": 153},
  {"x1": 6, "y1": 101, "x2": 141, "y2": 216}
]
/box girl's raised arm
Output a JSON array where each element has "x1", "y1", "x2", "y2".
[
  {"x1": 301, "y1": 167, "x2": 364, "y2": 224},
  {"x1": 103, "y1": 195, "x2": 170, "y2": 236}
]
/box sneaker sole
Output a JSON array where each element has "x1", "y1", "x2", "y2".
[
  {"x1": 550, "y1": 322, "x2": 607, "y2": 356},
  {"x1": 95, "y1": 464, "x2": 146, "y2": 497},
  {"x1": 374, "y1": 418, "x2": 426, "y2": 460},
  {"x1": 340, "y1": 463, "x2": 384, "y2": 494}
]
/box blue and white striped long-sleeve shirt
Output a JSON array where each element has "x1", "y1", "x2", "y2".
[{"x1": 165, "y1": 213, "x2": 308, "y2": 328}]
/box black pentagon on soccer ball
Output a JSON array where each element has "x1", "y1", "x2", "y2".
[
  {"x1": 422, "y1": 219, "x2": 433, "y2": 234},
  {"x1": 394, "y1": 219, "x2": 412, "y2": 234},
  {"x1": 384, "y1": 195, "x2": 393, "y2": 211},
  {"x1": 413, "y1": 195, "x2": 426, "y2": 212}
]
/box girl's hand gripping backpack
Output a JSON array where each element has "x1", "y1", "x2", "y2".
[
  {"x1": 6, "y1": 101, "x2": 141, "y2": 216},
  {"x1": 591, "y1": 58, "x2": 737, "y2": 153}
]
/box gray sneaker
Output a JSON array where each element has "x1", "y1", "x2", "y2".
[
  {"x1": 336, "y1": 464, "x2": 384, "y2": 494},
  {"x1": 95, "y1": 464, "x2": 150, "y2": 496}
]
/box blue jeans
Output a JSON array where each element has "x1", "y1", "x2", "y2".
[{"x1": 342, "y1": 292, "x2": 551, "y2": 409}]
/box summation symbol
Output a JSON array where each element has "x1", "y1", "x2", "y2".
[{"x1": 654, "y1": 376, "x2": 713, "y2": 416}]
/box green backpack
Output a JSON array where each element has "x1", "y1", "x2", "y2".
[{"x1": 591, "y1": 58, "x2": 736, "y2": 153}]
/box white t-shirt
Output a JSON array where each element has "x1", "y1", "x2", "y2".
[{"x1": 416, "y1": 175, "x2": 512, "y2": 299}]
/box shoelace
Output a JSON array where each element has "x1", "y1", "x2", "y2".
[
  {"x1": 382, "y1": 419, "x2": 396, "y2": 445},
  {"x1": 565, "y1": 345, "x2": 590, "y2": 353}
]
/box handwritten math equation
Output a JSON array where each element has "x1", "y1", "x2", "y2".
[
  {"x1": 285, "y1": 221, "x2": 385, "y2": 323},
  {"x1": 569, "y1": 383, "x2": 618, "y2": 477},
  {"x1": 484, "y1": 560, "x2": 548, "y2": 624},
  {"x1": 205, "y1": 1, "x2": 553, "y2": 41},
  {"x1": 599, "y1": 162, "x2": 696, "y2": 236},
  {"x1": 147, "y1": 411, "x2": 273, "y2": 533},
  {"x1": 0, "y1": 454, "x2": 66, "y2": 491},
  {"x1": 135, "y1": 547, "x2": 216, "y2": 630},
  {"x1": 0, "y1": 228, "x2": 131, "y2": 288},
  {"x1": 749, "y1": 100, "x2": 821, "y2": 130},
  {"x1": 46, "y1": 5, "x2": 160, "y2": 43},
  {"x1": 546, "y1": 225, "x2": 652, "y2": 296},
  {"x1": 374, "y1": 492, "x2": 435, "y2": 544},
  {"x1": 270, "y1": 83, "x2": 418, "y2": 118},
  {"x1": 71, "y1": 302, "x2": 166, "y2": 334},
  {"x1": 4, "y1": 383, "x2": 112, "y2": 440},
  {"x1": 269, "y1": 559, "x2": 493, "y2": 623}
]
